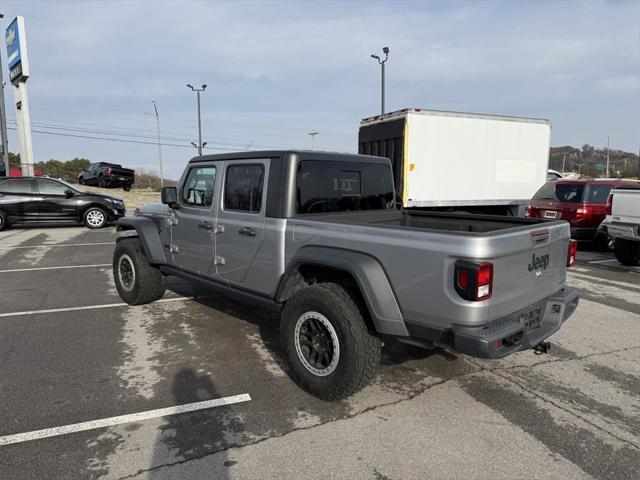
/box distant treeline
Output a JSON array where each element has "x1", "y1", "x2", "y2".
[
  {"x1": 549, "y1": 145, "x2": 639, "y2": 178},
  {"x1": 3, "y1": 152, "x2": 175, "y2": 191}
]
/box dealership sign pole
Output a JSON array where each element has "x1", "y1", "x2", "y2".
[{"x1": 5, "y1": 16, "x2": 34, "y2": 176}]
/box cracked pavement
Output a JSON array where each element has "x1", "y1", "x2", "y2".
[{"x1": 0, "y1": 227, "x2": 638, "y2": 479}]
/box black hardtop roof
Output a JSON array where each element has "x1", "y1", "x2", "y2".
[{"x1": 188, "y1": 150, "x2": 391, "y2": 165}]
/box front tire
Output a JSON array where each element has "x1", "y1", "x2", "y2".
[
  {"x1": 0, "y1": 210, "x2": 8, "y2": 231},
  {"x1": 614, "y1": 238, "x2": 640, "y2": 266},
  {"x1": 83, "y1": 207, "x2": 108, "y2": 229},
  {"x1": 78, "y1": 177, "x2": 85, "y2": 185},
  {"x1": 281, "y1": 283, "x2": 381, "y2": 401},
  {"x1": 113, "y1": 238, "x2": 165, "y2": 305}
]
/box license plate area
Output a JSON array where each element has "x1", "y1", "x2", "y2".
[
  {"x1": 517, "y1": 301, "x2": 546, "y2": 331},
  {"x1": 543, "y1": 210, "x2": 558, "y2": 219}
]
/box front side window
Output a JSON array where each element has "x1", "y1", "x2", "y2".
[
  {"x1": 0, "y1": 178, "x2": 33, "y2": 194},
  {"x1": 224, "y1": 164, "x2": 265, "y2": 213},
  {"x1": 181, "y1": 166, "x2": 216, "y2": 207},
  {"x1": 297, "y1": 161, "x2": 395, "y2": 214},
  {"x1": 36, "y1": 179, "x2": 68, "y2": 195}
]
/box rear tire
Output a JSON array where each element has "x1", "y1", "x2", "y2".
[
  {"x1": 123, "y1": 185, "x2": 132, "y2": 192},
  {"x1": 113, "y1": 238, "x2": 165, "y2": 305},
  {"x1": 614, "y1": 238, "x2": 640, "y2": 266},
  {"x1": 98, "y1": 175, "x2": 106, "y2": 188},
  {"x1": 280, "y1": 283, "x2": 381, "y2": 401},
  {"x1": 83, "y1": 207, "x2": 108, "y2": 229},
  {"x1": 0, "y1": 210, "x2": 8, "y2": 231},
  {"x1": 593, "y1": 232, "x2": 611, "y2": 251}
]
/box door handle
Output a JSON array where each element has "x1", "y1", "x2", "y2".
[
  {"x1": 238, "y1": 226, "x2": 257, "y2": 237},
  {"x1": 198, "y1": 221, "x2": 213, "y2": 230}
]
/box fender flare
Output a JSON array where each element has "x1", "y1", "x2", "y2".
[
  {"x1": 116, "y1": 216, "x2": 167, "y2": 265},
  {"x1": 276, "y1": 246, "x2": 408, "y2": 336}
]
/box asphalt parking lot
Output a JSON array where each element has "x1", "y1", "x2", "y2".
[{"x1": 0, "y1": 226, "x2": 638, "y2": 480}]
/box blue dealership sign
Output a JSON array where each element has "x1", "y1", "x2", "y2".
[{"x1": 5, "y1": 16, "x2": 29, "y2": 84}]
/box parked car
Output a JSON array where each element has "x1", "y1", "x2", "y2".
[
  {"x1": 0, "y1": 176, "x2": 125, "y2": 230},
  {"x1": 547, "y1": 169, "x2": 563, "y2": 181},
  {"x1": 527, "y1": 178, "x2": 638, "y2": 248},
  {"x1": 78, "y1": 162, "x2": 135, "y2": 191},
  {"x1": 113, "y1": 150, "x2": 579, "y2": 400},
  {"x1": 601, "y1": 187, "x2": 640, "y2": 266}
]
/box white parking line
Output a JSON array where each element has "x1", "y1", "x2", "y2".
[
  {"x1": 0, "y1": 264, "x2": 111, "y2": 274},
  {"x1": 0, "y1": 393, "x2": 252, "y2": 446},
  {"x1": 0, "y1": 296, "x2": 193, "y2": 318},
  {"x1": 0, "y1": 242, "x2": 114, "y2": 250},
  {"x1": 589, "y1": 259, "x2": 619, "y2": 264}
]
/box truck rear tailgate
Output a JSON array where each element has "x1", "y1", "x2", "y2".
[{"x1": 488, "y1": 222, "x2": 569, "y2": 320}]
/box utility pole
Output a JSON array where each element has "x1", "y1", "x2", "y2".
[
  {"x1": 370, "y1": 47, "x2": 389, "y2": 115},
  {"x1": 308, "y1": 131, "x2": 318, "y2": 150},
  {"x1": 151, "y1": 99, "x2": 164, "y2": 188},
  {"x1": 562, "y1": 154, "x2": 566, "y2": 174},
  {"x1": 606, "y1": 135, "x2": 610, "y2": 178},
  {"x1": 0, "y1": 14, "x2": 10, "y2": 176},
  {"x1": 187, "y1": 84, "x2": 207, "y2": 155}
]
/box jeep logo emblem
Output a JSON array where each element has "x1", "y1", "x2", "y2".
[{"x1": 528, "y1": 253, "x2": 549, "y2": 272}]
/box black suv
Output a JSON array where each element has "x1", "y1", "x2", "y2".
[{"x1": 0, "y1": 176, "x2": 125, "y2": 230}]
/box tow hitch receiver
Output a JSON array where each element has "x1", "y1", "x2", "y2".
[{"x1": 533, "y1": 341, "x2": 551, "y2": 355}]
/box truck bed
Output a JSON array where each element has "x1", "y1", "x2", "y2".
[{"x1": 298, "y1": 209, "x2": 554, "y2": 235}]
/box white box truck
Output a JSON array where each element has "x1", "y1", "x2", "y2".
[{"x1": 358, "y1": 108, "x2": 551, "y2": 215}]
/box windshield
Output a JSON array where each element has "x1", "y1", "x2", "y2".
[{"x1": 533, "y1": 183, "x2": 584, "y2": 203}]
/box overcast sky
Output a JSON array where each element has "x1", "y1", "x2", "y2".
[{"x1": 2, "y1": 0, "x2": 639, "y2": 179}]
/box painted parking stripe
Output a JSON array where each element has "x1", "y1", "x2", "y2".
[
  {"x1": 0, "y1": 393, "x2": 252, "y2": 446},
  {"x1": 0, "y1": 296, "x2": 193, "y2": 318},
  {"x1": 0, "y1": 242, "x2": 114, "y2": 250},
  {"x1": 0, "y1": 264, "x2": 111, "y2": 274}
]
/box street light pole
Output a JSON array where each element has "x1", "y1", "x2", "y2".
[
  {"x1": 151, "y1": 99, "x2": 164, "y2": 188},
  {"x1": 370, "y1": 47, "x2": 389, "y2": 115},
  {"x1": 187, "y1": 84, "x2": 207, "y2": 155},
  {"x1": 0, "y1": 13, "x2": 10, "y2": 177},
  {"x1": 308, "y1": 131, "x2": 319, "y2": 150}
]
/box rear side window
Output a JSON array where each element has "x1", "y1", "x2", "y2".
[
  {"x1": 224, "y1": 164, "x2": 265, "y2": 213},
  {"x1": 36, "y1": 179, "x2": 68, "y2": 195},
  {"x1": 586, "y1": 184, "x2": 613, "y2": 204},
  {"x1": 533, "y1": 183, "x2": 584, "y2": 203},
  {"x1": 0, "y1": 178, "x2": 33, "y2": 194},
  {"x1": 297, "y1": 161, "x2": 394, "y2": 214},
  {"x1": 181, "y1": 166, "x2": 216, "y2": 207}
]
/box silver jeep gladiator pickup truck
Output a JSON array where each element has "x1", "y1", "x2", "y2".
[{"x1": 113, "y1": 151, "x2": 579, "y2": 400}]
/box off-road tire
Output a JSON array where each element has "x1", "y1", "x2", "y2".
[
  {"x1": 280, "y1": 282, "x2": 381, "y2": 401},
  {"x1": 98, "y1": 175, "x2": 106, "y2": 188},
  {"x1": 614, "y1": 238, "x2": 640, "y2": 266},
  {"x1": 83, "y1": 207, "x2": 108, "y2": 229},
  {"x1": 0, "y1": 210, "x2": 8, "y2": 231},
  {"x1": 123, "y1": 185, "x2": 132, "y2": 192},
  {"x1": 592, "y1": 232, "x2": 611, "y2": 251},
  {"x1": 113, "y1": 237, "x2": 165, "y2": 305}
]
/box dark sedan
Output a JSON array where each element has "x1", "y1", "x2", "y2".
[{"x1": 0, "y1": 176, "x2": 125, "y2": 230}]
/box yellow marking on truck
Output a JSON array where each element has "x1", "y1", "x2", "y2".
[{"x1": 403, "y1": 120, "x2": 410, "y2": 204}]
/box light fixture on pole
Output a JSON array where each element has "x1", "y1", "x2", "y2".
[
  {"x1": 308, "y1": 131, "x2": 319, "y2": 150},
  {"x1": 187, "y1": 84, "x2": 207, "y2": 155},
  {"x1": 370, "y1": 46, "x2": 389, "y2": 115}
]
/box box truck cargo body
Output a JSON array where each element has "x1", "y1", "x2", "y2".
[{"x1": 358, "y1": 109, "x2": 551, "y2": 215}]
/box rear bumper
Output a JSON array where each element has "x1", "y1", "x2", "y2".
[
  {"x1": 405, "y1": 286, "x2": 580, "y2": 359},
  {"x1": 607, "y1": 223, "x2": 640, "y2": 242}
]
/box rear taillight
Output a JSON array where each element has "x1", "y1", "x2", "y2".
[
  {"x1": 107, "y1": 167, "x2": 112, "y2": 174},
  {"x1": 454, "y1": 261, "x2": 493, "y2": 301},
  {"x1": 525, "y1": 205, "x2": 533, "y2": 217},
  {"x1": 575, "y1": 205, "x2": 592, "y2": 218},
  {"x1": 567, "y1": 239, "x2": 577, "y2": 267},
  {"x1": 605, "y1": 193, "x2": 613, "y2": 215}
]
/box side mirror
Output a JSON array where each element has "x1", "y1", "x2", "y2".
[
  {"x1": 64, "y1": 189, "x2": 75, "y2": 198},
  {"x1": 161, "y1": 186, "x2": 178, "y2": 208}
]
